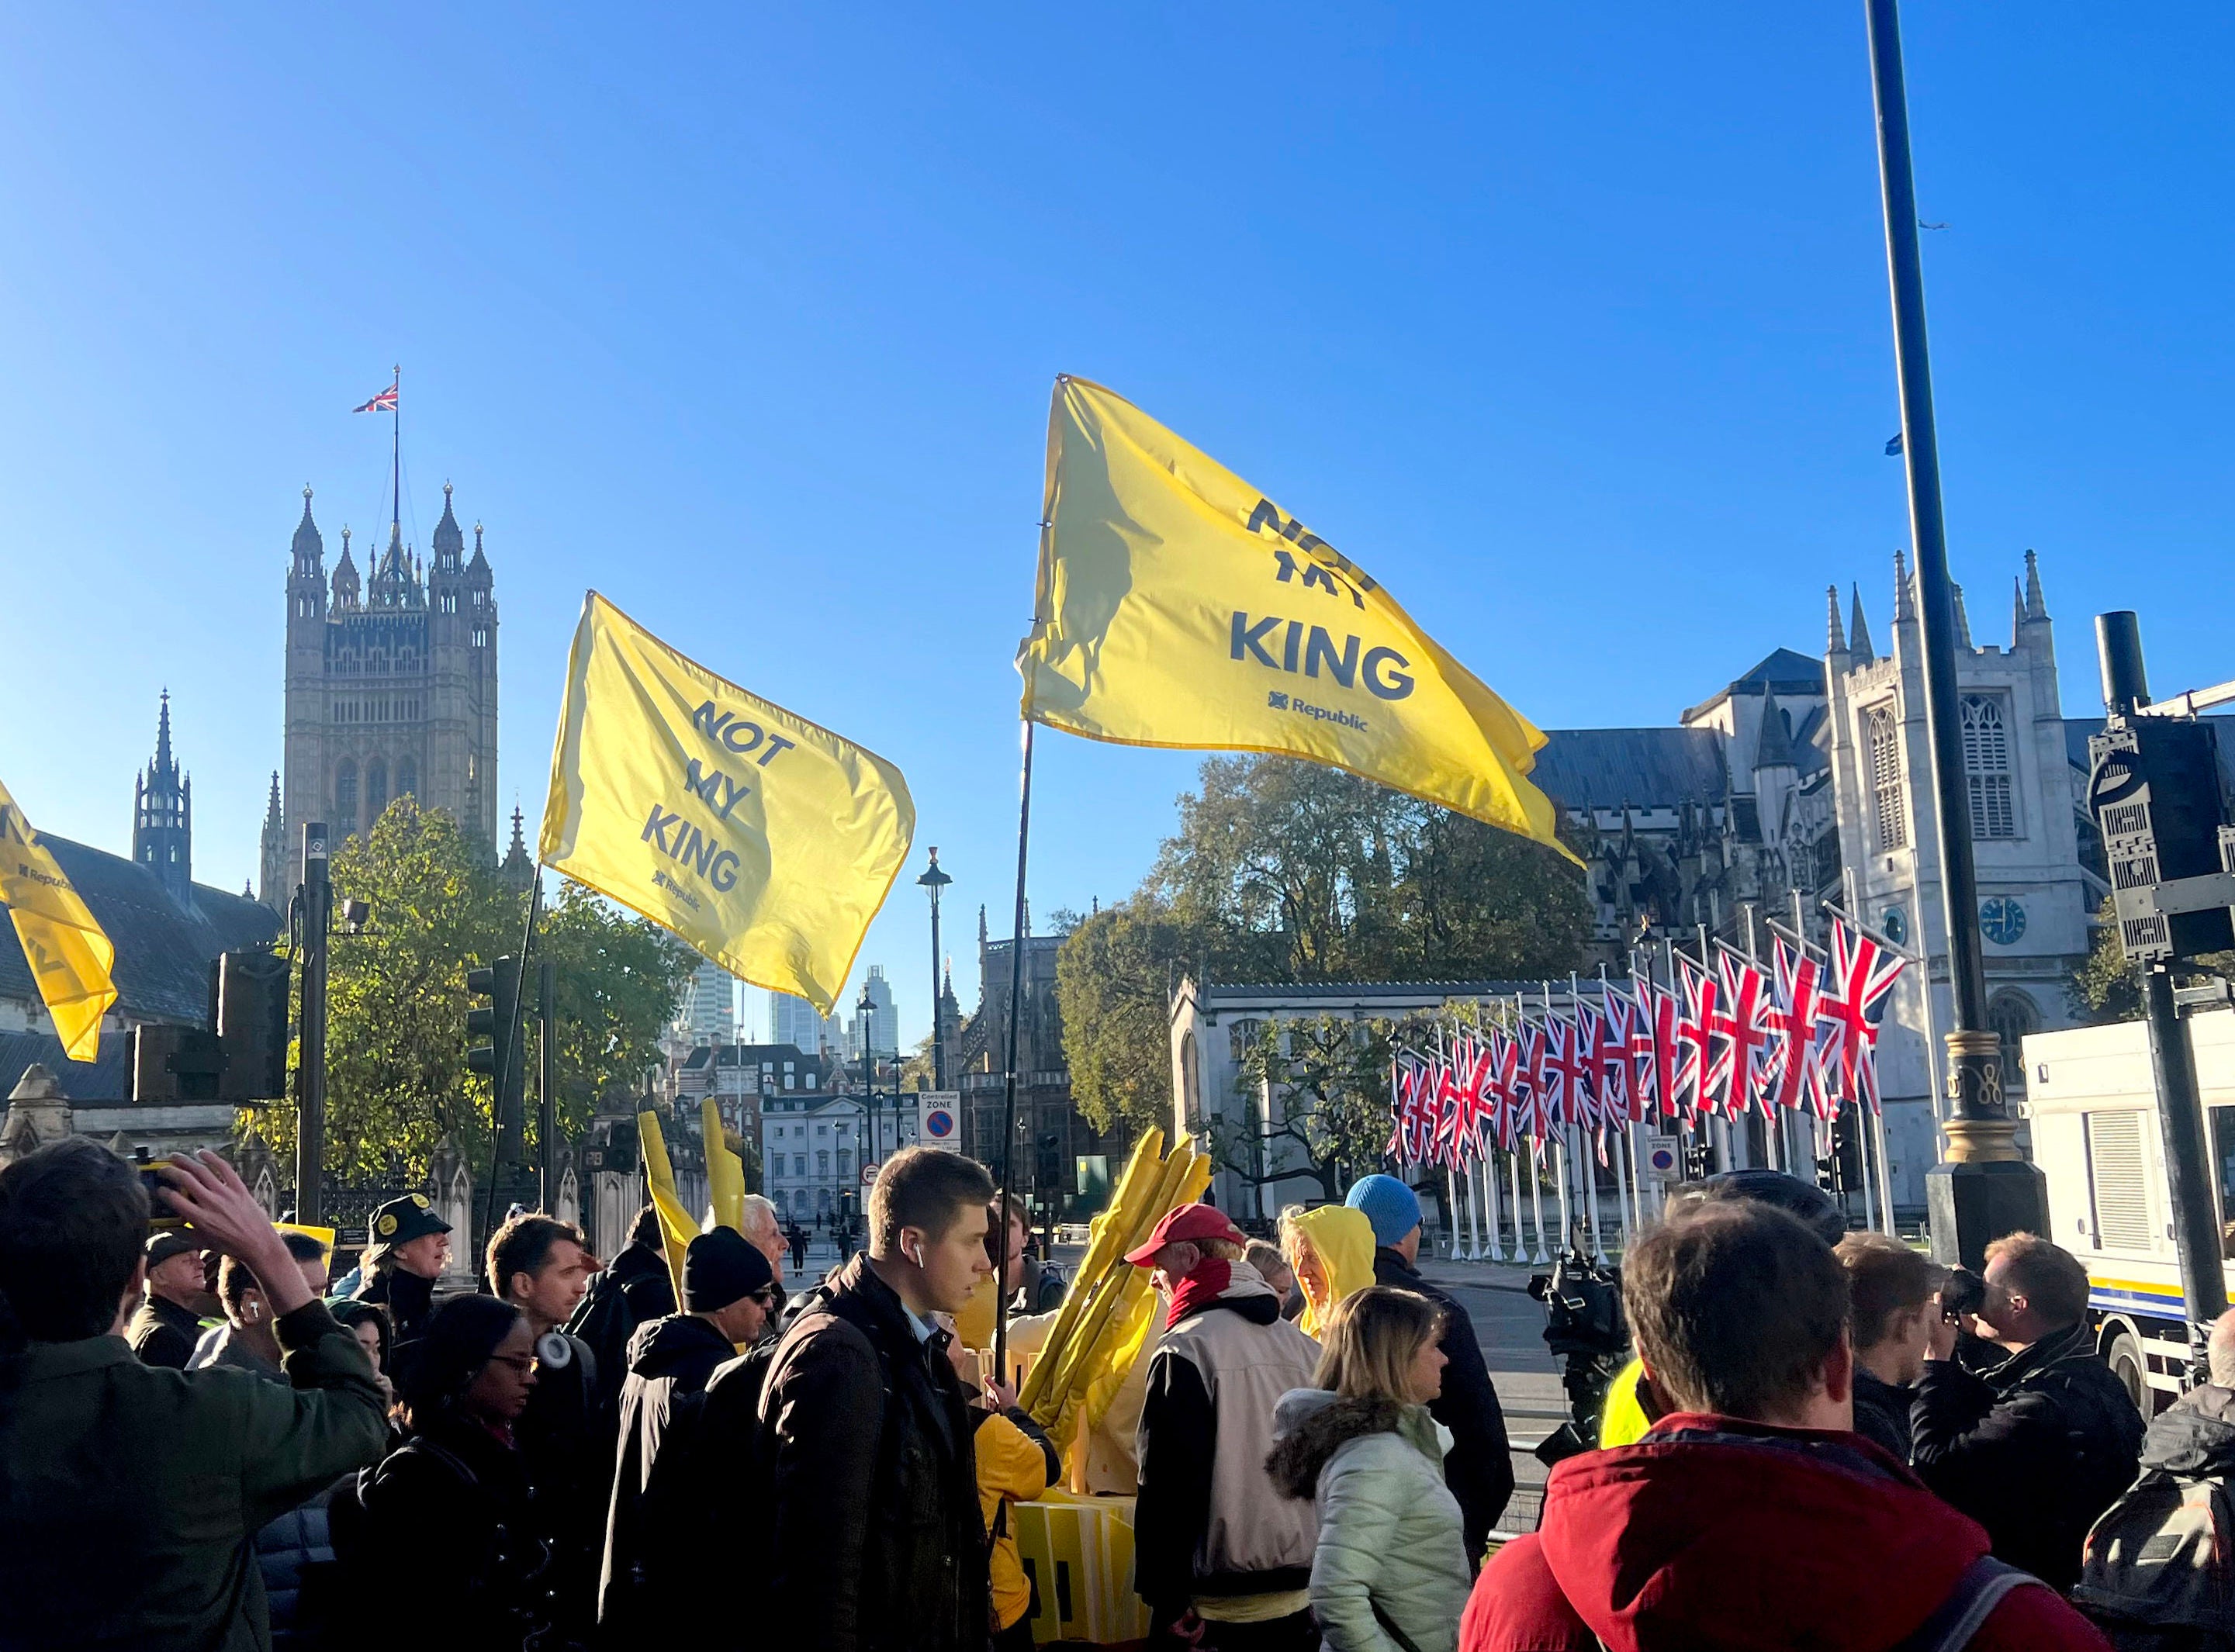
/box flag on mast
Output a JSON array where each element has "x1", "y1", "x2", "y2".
[
  {"x1": 354, "y1": 380, "x2": 399, "y2": 414},
  {"x1": 1017, "y1": 375, "x2": 1576, "y2": 862}
]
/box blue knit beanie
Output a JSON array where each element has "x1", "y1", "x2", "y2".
[{"x1": 1345, "y1": 1174, "x2": 1422, "y2": 1246}]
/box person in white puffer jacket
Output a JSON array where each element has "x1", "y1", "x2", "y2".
[{"x1": 1267, "y1": 1287, "x2": 1474, "y2": 1652}]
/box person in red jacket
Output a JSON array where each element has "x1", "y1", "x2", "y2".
[{"x1": 1461, "y1": 1200, "x2": 2112, "y2": 1652}]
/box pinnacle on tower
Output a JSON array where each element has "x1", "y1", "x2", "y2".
[
  {"x1": 1892, "y1": 549, "x2": 1916, "y2": 622},
  {"x1": 1754, "y1": 686, "x2": 1797, "y2": 772},
  {"x1": 1826, "y1": 586, "x2": 1847, "y2": 655},
  {"x1": 153, "y1": 689, "x2": 175, "y2": 778},
  {"x1": 2011, "y1": 577, "x2": 2026, "y2": 648},
  {"x1": 432, "y1": 481, "x2": 465, "y2": 572},
  {"x1": 2024, "y1": 548, "x2": 2048, "y2": 621},
  {"x1": 290, "y1": 486, "x2": 324, "y2": 575},
  {"x1": 1952, "y1": 582, "x2": 1973, "y2": 651},
  {"x1": 1849, "y1": 585, "x2": 1875, "y2": 662}
]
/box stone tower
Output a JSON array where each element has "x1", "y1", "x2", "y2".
[
  {"x1": 279, "y1": 483, "x2": 500, "y2": 867},
  {"x1": 133, "y1": 690, "x2": 192, "y2": 906},
  {"x1": 258, "y1": 772, "x2": 285, "y2": 913}
]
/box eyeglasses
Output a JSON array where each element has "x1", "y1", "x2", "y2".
[{"x1": 489, "y1": 1353, "x2": 538, "y2": 1377}]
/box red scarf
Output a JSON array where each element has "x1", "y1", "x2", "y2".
[{"x1": 1164, "y1": 1260, "x2": 1232, "y2": 1329}]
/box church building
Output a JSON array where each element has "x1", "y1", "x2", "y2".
[{"x1": 262, "y1": 482, "x2": 500, "y2": 907}]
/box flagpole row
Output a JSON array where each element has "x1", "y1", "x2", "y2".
[{"x1": 992, "y1": 717, "x2": 1036, "y2": 1387}]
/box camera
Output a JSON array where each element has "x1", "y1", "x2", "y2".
[
  {"x1": 1940, "y1": 1265, "x2": 1988, "y2": 1322},
  {"x1": 138, "y1": 1165, "x2": 188, "y2": 1231}
]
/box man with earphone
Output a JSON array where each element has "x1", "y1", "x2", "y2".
[
  {"x1": 756, "y1": 1146, "x2": 1002, "y2": 1652},
  {"x1": 186, "y1": 1230, "x2": 332, "y2": 1377}
]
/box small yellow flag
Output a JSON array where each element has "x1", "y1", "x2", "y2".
[
  {"x1": 0, "y1": 776, "x2": 119, "y2": 1062},
  {"x1": 1018, "y1": 377, "x2": 1574, "y2": 861},
  {"x1": 540, "y1": 591, "x2": 915, "y2": 1016}
]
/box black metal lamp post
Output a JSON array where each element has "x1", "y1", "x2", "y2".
[
  {"x1": 858, "y1": 983, "x2": 879, "y2": 1163},
  {"x1": 1864, "y1": 0, "x2": 2046, "y2": 1260},
  {"x1": 917, "y1": 847, "x2": 953, "y2": 1091}
]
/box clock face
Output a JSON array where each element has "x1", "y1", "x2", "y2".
[
  {"x1": 1881, "y1": 906, "x2": 1908, "y2": 946},
  {"x1": 1981, "y1": 896, "x2": 2028, "y2": 946}
]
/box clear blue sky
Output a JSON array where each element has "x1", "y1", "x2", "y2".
[{"x1": 5, "y1": 6, "x2": 2232, "y2": 1049}]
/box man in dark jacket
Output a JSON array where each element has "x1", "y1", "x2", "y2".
[
  {"x1": 1836, "y1": 1231, "x2": 1939, "y2": 1463},
  {"x1": 126, "y1": 1229, "x2": 213, "y2": 1368},
  {"x1": 1462, "y1": 1201, "x2": 2112, "y2": 1652},
  {"x1": 600, "y1": 1227, "x2": 776, "y2": 1639},
  {"x1": 1347, "y1": 1173, "x2": 1514, "y2": 1560},
  {"x1": 566, "y1": 1204, "x2": 680, "y2": 1420},
  {"x1": 350, "y1": 1192, "x2": 450, "y2": 1346},
  {"x1": 758, "y1": 1147, "x2": 997, "y2": 1652},
  {"x1": 1912, "y1": 1231, "x2": 2144, "y2": 1592},
  {"x1": 0, "y1": 1142, "x2": 387, "y2": 1652}
]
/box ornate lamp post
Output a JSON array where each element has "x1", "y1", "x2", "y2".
[{"x1": 917, "y1": 847, "x2": 953, "y2": 1090}]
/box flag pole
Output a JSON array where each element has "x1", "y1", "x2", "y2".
[
  {"x1": 483, "y1": 863, "x2": 545, "y2": 1242},
  {"x1": 390, "y1": 363, "x2": 401, "y2": 538},
  {"x1": 992, "y1": 717, "x2": 1036, "y2": 1388}
]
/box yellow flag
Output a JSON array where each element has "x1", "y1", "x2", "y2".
[
  {"x1": 1018, "y1": 377, "x2": 1574, "y2": 860},
  {"x1": 0, "y1": 776, "x2": 119, "y2": 1061},
  {"x1": 637, "y1": 1111, "x2": 697, "y2": 1301},
  {"x1": 540, "y1": 592, "x2": 915, "y2": 1015},
  {"x1": 701, "y1": 1096, "x2": 745, "y2": 1234}
]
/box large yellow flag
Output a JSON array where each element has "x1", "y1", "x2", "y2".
[
  {"x1": 0, "y1": 776, "x2": 119, "y2": 1061},
  {"x1": 1018, "y1": 376, "x2": 1573, "y2": 860},
  {"x1": 540, "y1": 592, "x2": 915, "y2": 1015}
]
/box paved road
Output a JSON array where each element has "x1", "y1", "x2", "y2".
[{"x1": 1413, "y1": 1257, "x2": 1566, "y2": 1536}]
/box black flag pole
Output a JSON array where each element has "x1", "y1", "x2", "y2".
[
  {"x1": 991, "y1": 717, "x2": 1036, "y2": 1388},
  {"x1": 482, "y1": 865, "x2": 545, "y2": 1241}
]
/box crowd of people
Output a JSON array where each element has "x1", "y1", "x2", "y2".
[{"x1": 1, "y1": 1132, "x2": 2230, "y2": 1651}]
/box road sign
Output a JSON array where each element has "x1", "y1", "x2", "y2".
[
  {"x1": 1644, "y1": 1134, "x2": 1682, "y2": 1179},
  {"x1": 861, "y1": 1160, "x2": 879, "y2": 1187},
  {"x1": 918, "y1": 1090, "x2": 961, "y2": 1153}
]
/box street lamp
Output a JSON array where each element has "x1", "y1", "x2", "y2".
[
  {"x1": 917, "y1": 847, "x2": 953, "y2": 1091},
  {"x1": 858, "y1": 982, "x2": 879, "y2": 1162},
  {"x1": 1864, "y1": 0, "x2": 2046, "y2": 1260}
]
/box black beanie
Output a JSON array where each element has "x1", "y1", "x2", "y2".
[
  {"x1": 395, "y1": 1294, "x2": 522, "y2": 1412},
  {"x1": 684, "y1": 1226, "x2": 773, "y2": 1313}
]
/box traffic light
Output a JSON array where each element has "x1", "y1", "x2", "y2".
[
  {"x1": 2088, "y1": 720, "x2": 2235, "y2": 963},
  {"x1": 216, "y1": 949, "x2": 292, "y2": 1101},
  {"x1": 467, "y1": 956, "x2": 526, "y2": 1152}
]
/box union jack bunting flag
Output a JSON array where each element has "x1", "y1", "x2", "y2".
[
  {"x1": 1486, "y1": 1029, "x2": 1522, "y2": 1150},
  {"x1": 353, "y1": 380, "x2": 399, "y2": 414},
  {"x1": 1542, "y1": 1014, "x2": 1592, "y2": 1132},
  {"x1": 1769, "y1": 936, "x2": 1835, "y2": 1118},
  {"x1": 1672, "y1": 959, "x2": 1719, "y2": 1119},
  {"x1": 1517, "y1": 1021, "x2": 1548, "y2": 1144},
  {"x1": 1824, "y1": 919, "x2": 1908, "y2": 1115},
  {"x1": 1714, "y1": 949, "x2": 1780, "y2": 1120}
]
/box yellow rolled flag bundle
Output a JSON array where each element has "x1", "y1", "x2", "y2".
[
  {"x1": 637, "y1": 1111, "x2": 700, "y2": 1301},
  {"x1": 1018, "y1": 376, "x2": 1576, "y2": 863},
  {"x1": 541, "y1": 591, "x2": 915, "y2": 1015},
  {"x1": 702, "y1": 1096, "x2": 746, "y2": 1234},
  {"x1": 0, "y1": 776, "x2": 119, "y2": 1061}
]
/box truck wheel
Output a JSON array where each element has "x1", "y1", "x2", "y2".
[{"x1": 2106, "y1": 1330, "x2": 2150, "y2": 1414}]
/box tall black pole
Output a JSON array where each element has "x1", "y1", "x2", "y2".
[
  {"x1": 2098, "y1": 613, "x2": 2229, "y2": 1360},
  {"x1": 919, "y1": 847, "x2": 952, "y2": 1092},
  {"x1": 538, "y1": 956, "x2": 557, "y2": 1213},
  {"x1": 993, "y1": 721, "x2": 1036, "y2": 1384},
  {"x1": 1864, "y1": 0, "x2": 2046, "y2": 1261},
  {"x1": 296, "y1": 822, "x2": 330, "y2": 1227}
]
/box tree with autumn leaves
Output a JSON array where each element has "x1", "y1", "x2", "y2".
[{"x1": 242, "y1": 798, "x2": 695, "y2": 1182}]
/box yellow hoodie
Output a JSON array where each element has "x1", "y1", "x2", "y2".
[{"x1": 1285, "y1": 1204, "x2": 1379, "y2": 1339}]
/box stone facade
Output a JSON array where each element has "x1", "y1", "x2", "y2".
[{"x1": 272, "y1": 481, "x2": 499, "y2": 905}]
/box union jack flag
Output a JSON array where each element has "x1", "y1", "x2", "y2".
[
  {"x1": 1593, "y1": 992, "x2": 1635, "y2": 1124},
  {"x1": 1630, "y1": 976, "x2": 1677, "y2": 1121},
  {"x1": 1714, "y1": 950, "x2": 1780, "y2": 1120},
  {"x1": 1672, "y1": 959, "x2": 1720, "y2": 1119},
  {"x1": 1768, "y1": 936, "x2": 1835, "y2": 1118},
  {"x1": 1485, "y1": 1029, "x2": 1522, "y2": 1150},
  {"x1": 1517, "y1": 1022, "x2": 1549, "y2": 1143},
  {"x1": 1542, "y1": 1014, "x2": 1593, "y2": 1132},
  {"x1": 1824, "y1": 920, "x2": 1908, "y2": 1115},
  {"x1": 353, "y1": 379, "x2": 399, "y2": 414}
]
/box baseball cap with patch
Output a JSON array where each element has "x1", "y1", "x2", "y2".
[
  {"x1": 1124, "y1": 1201, "x2": 1247, "y2": 1267},
  {"x1": 368, "y1": 1193, "x2": 451, "y2": 1249}
]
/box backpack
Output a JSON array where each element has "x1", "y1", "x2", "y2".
[{"x1": 2075, "y1": 1466, "x2": 2235, "y2": 1652}]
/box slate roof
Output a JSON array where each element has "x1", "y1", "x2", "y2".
[
  {"x1": 1531, "y1": 728, "x2": 1729, "y2": 814},
  {"x1": 0, "y1": 833, "x2": 280, "y2": 1030},
  {"x1": 1681, "y1": 647, "x2": 1828, "y2": 724},
  {"x1": 0, "y1": 1031, "x2": 130, "y2": 1101}
]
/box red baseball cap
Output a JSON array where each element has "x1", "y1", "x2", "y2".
[{"x1": 1124, "y1": 1201, "x2": 1247, "y2": 1267}]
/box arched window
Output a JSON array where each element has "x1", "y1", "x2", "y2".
[
  {"x1": 1866, "y1": 703, "x2": 1907, "y2": 851},
  {"x1": 1986, "y1": 990, "x2": 2040, "y2": 1094},
  {"x1": 396, "y1": 757, "x2": 417, "y2": 800},
  {"x1": 334, "y1": 759, "x2": 358, "y2": 836},
  {"x1": 1961, "y1": 696, "x2": 2018, "y2": 838},
  {"x1": 1181, "y1": 1031, "x2": 1202, "y2": 1128},
  {"x1": 365, "y1": 759, "x2": 388, "y2": 824}
]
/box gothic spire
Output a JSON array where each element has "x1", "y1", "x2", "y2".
[
  {"x1": 1952, "y1": 581, "x2": 1973, "y2": 650},
  {"x1": 2011, "y1": 578, "x2": 2026, "y2": 647},
  {"x1": 1892, "y1": 549, "x2": 1916, "y2": 622},
  {"x1": 153, "y1": 689, "x2": 175, "y2": 780},
  {"x1": 2024, "y1": 548, "x2": 2048, "y2": 621},
  {"x1": 431, "y1": 481, "x2": 465, "y2": 572},
  {"x1": 1755, "y1": 687, "x2": 1797, "y2": 772},
  {"x1": 332, "y1": 527, "x2": 359, "y2": 610},
  {"x1": 1825, "y1": 586, "x2": 1847, "y2": 655},
  {"x1": 265, "y1": 769, "x2": 282, "y2": 822},
  {"x1": 290, "y1": 486, "x2": 323, "y2": 575},
  {"x1": 1849, "y1": 585, "x2": 1875, "y2": 662}
]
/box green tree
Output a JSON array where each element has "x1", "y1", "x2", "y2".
[
  {"x1": 2070, "y1": 897, "x2": 2235, "y2": 1025},
  {"x1": 1219, "y1": 1014, "x2": 1393, "y2": 1203},
  {"x1": 246, "y1": 798, "x2": 695, "y2": 1182},
  {"x1": 1057, "y1": 896, "x2": 1209, "y2": 1136}
]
